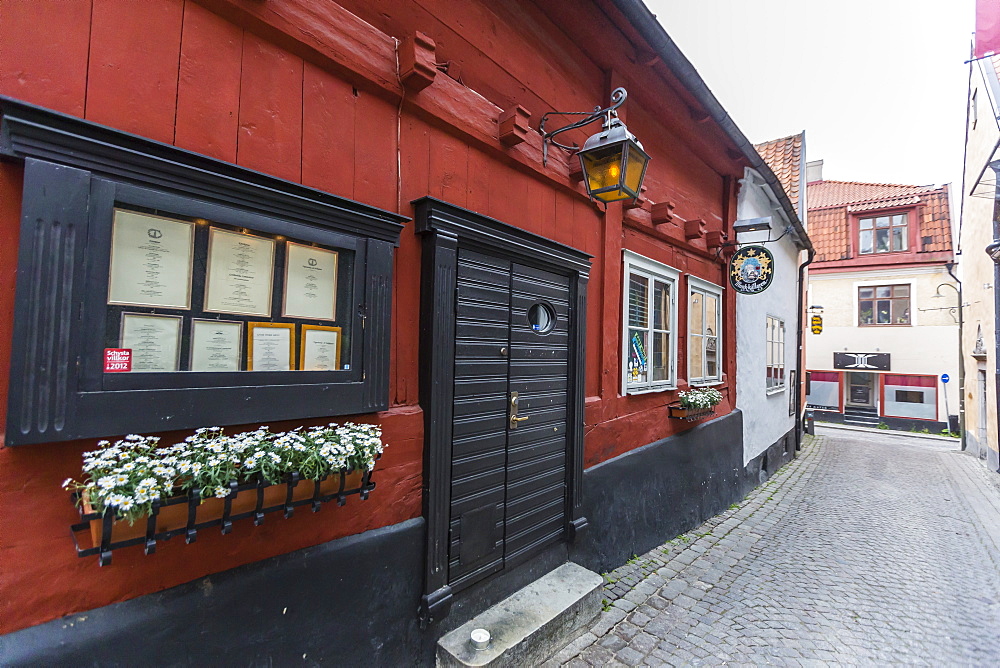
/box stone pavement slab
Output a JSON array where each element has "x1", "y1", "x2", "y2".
[{"x1": 545, "y1": 430, "x2": 1000, "y2": 666}]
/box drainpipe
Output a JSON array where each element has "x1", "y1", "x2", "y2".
[
  {"x1": 991, "y1": 163, "x2": 1000, "y2": 471},
  {"x1": 795, "y1": 246, "x2": 816, "y2": 449},
  {"x1": 944, "y1": 261, "x2": 966, "y2": 449}
]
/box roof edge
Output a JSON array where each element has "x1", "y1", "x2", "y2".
[{"x1": 607, "y1": 0, "x2": 812, "y2": 252}]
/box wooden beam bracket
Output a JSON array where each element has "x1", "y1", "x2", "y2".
[
  {"x1": 498, "y1": 105, "x2": 531, "y2": 147},
  {"x1": 399, "y1": 31, "x2": 437, "y2": 92},
  {"x1": 684, "y1": 217, "x2": 707, "y2": 241}
]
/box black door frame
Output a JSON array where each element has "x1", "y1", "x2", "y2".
[{"x1": 413, "y1": 197, "x2": 591, "y2": 625}]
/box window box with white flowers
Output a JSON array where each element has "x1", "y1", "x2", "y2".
[
  {"x1": 64, "y1": 423, "x2": 385, "y2": 565},
  {"x1": 668, "y1": 387, "x2": 723, "y2": 421}
]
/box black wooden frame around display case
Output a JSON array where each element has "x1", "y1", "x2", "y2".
[{"x1": 0, "y1": 96, "x2": 406, "y2": 445}]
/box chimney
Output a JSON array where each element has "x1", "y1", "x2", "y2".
[{"x1": 806, "y1": 159, "x2": 824, "y2": 183}]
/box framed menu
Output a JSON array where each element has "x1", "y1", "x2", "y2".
[
  {"x1": 247, "y1": 322, "x2": 295, "y2": 371},
  {"x1": 120, "y1": 313, "x2": 182, "y2": 372},
  {"x1": 190, "y1": 319, "x2": 242, "y2": 372},
  {"x1": 283, "y1": 242, "x2": 339, "y2": 321},
  {"x1": 300, "y1": 325, "x2": 342, "y2": 371},
  {"x1": 108, "y1": 209, "x2": 194, "y2": 309},
  {"x1": 205, "y1": 228, "x2": 275, "y2": 316}
]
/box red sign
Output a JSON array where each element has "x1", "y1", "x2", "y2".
[
  {"x1": 104, "y1": 348, "x2": 132, "y2": 372},
  {"x1": 976, "y1": 0, "x2": 1000, "y2": 59}
]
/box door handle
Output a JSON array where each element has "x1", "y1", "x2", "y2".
[{"x1": 509, "y1": 391, "x2": 529, "y2": 429}]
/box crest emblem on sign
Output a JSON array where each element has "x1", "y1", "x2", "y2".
[{"x1": 729, "y1": 245, "x2": 774, "y2": 294}]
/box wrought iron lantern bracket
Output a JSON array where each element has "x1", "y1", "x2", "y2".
[{"x1": 539, "y1": 87, "x2": 628, "y2": 167}]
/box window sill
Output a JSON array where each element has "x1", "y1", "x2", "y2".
[
  {"x1": 766, "y1": 387, "x2": 786, "y2": 396},
  {"x1": 689, "y1": 380, "x2": 723, "y2": 388},
  {"x1": 625, "y1": 384, "x2": 677, "y2": 396}
]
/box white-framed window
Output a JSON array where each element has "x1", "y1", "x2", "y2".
[
  {"x1": 688, "y1": 277, "x2": 722, "y2": 385},
  {"x1": 622, "y1": 251, "x2": 679, "y2": 394},
  {"x1": 766, "y1": 315, "x2": 786, "y2": 393}
]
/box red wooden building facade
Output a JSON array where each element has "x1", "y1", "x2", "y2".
[{"x1": 0, "y1": 0, "x2": 785, "y2": 661}]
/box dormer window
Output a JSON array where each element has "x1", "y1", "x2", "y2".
[{"x1": 859, "y1": 214, "x2": 908, "y2": 254}]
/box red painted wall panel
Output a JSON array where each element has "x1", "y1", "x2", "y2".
[
  {"x1": 0, "y1": 0, "x2": 751, "y2": 635},
  {"x1": 236, "y1": 33, "x2": 303, "y2": 182},
  {"x1": 353, "y1": 91, "x2": 398, "y2": 213},
  {"x1": 302, "y1": 62, "x2": 357, "y2": 199},
  {"x1": 0, "y1": 0, "x2": 92, "y2": 116},
  {"x1": 0, "y1": 165, "x2": 23, "y2": 443},
  {"x1": 175, "y1": 1, "x2": 243, "y2": 162},
  {"x1": 86, "y1": 0, "x2": 184, "y2": 144}
]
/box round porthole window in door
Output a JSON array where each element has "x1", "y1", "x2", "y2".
[{"x1": 527, "y1": 302, "x2": 556, "y2": 334}]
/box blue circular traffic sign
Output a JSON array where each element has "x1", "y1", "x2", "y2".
[{"x1": 941, "y1": 374, "x2": 950, "y2": 384}]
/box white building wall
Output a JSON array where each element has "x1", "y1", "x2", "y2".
[
  {"x1": 735, "y1": 169, "x2": 802, "y2": 465},
  {"x1": 806, "y1": 266, "x2": 960, "y2": 422}
]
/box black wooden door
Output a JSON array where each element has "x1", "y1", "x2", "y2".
[{"x1": 447, "y1": 249, "x2": 571, "y2": 591}]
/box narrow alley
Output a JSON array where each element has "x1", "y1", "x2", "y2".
[{"x1": 546, "y1": 427, "x2": 1000, "y2": 666}]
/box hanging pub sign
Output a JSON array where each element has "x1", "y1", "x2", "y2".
[
  {"x1": 810, "y1": 315, "x2": 823, "y2": 334},
  {"x1": 729, "y1": 244, "x2": 774, "y2": 294}
]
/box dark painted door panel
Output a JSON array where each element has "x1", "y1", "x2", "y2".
[{"x1": 446, "y1": 251, "x2": 571, "y2": 589}]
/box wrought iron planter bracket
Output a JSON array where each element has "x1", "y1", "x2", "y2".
[{"x1": 70, "y1": 468, "x2": 377, "y2": 566}]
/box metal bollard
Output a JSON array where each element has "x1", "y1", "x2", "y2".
[{"x1": 804, "y1": 410, "x2": 815, "y2": 436}]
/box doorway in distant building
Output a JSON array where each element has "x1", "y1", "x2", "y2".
[
  {"x1": 979, "y1": 367, "x2": 988, "y2": 455},
  {"x1": 846, "y1": 372, "x2": 875, "y2": 408}
]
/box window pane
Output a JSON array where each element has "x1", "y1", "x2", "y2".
[
  {"x1": 876, "y1": 216, "x2": 890, "y2": 228},
  {"x1": 706, "y1": 336, "x2": 718, "y2": 378},
  {"x1": 875, "y1": 228, "x2": 889, "y2": 252},
  {"x1": 689, "y1": 292, "x2": 703, "y2": 336},
  {"x1": 892, "y1": 227, "x2": 905, "y2": 251},
  {"x1": 875, "y1": 286, "x2": 891, "y2": 298},
  {"x1": 859, "y1": 300, "x2": 874, "y2": 324},
  {"x1": 892, "y1": 298, "x2": 909, "y2": 324},
  {"x1": 893, "y1": 214, "x2": 906, "y2": 227},
  {"x1": 859, "y1": 229, "x2": 873, "y2": 254},
  {"x1": 704, "y1": 294, "x2": 718, "y2": 338},
  {"x1": 859, "y1": 287, "x2": 874, "y2": 299},
  {"x1": 860, "y1": 218, "x2": 873, "y2": 230},
  {"x1": 653, "y1": 280, "x2": 670, "y2": 330},
  {"x1": 876, "y1": 300, "x2": 891, "y2": 324},
  {"x1": 627, "y1": 328, "x2": 648, "y2": 384},
  {"x1": 651, "y1": 332, "x2": 669, "y2": 382},
  {"x1": 893, "y1": 285, "x2": 909, "y2": 297},
  {"x1": 689, "y1": 335, "x2": 704, "y2": 379},
  {"x1": 628, "y1": 274, "x2": 648, "y2": 327}
]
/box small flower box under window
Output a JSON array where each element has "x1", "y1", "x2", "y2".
[
  {"x1": 71, "y1": 470, "x2": 375, "y2": 566},
  {"x1": 668, "y1": 404, "x2": 716, "y2": 421}
]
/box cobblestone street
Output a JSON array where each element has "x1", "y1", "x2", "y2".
[{"x1": 547, "y1": 428, "x2": 1000, "y2": 666}]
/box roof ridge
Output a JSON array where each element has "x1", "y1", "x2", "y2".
[
  {"x1": 811, "y1": 179, "x2": 939, "y2": 190},
  {"x1": 753, "y1": 131, "x2": 803, "y2": 147}
]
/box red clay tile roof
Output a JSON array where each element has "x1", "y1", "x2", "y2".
[
  {"x1": 806, "y1": 180, "x2": 952, "y2": 263},
  {"x1": 754, "y1": 133, "x2": 804, "y2": 210}
]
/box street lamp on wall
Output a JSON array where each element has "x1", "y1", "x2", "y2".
[
  {"x1": 987, "y1": 239, "x2": 1000, "y2": 264},
  {"x1": 540, "y1": 87, "x2": 650, "y2": 204}
]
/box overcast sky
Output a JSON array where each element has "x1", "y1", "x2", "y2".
[{"x1": 647, "y1": 0, "x2": 975, "y2": 191}]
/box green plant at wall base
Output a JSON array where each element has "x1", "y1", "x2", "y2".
[
  {"x1": 877, "y1": 423, "x2": 889, "y2": 430},
  {"x1": 62, "y1": 423, "x2": 385, "y2": 524},
  {"x1": 678, "y1": 387, "x2": 723, "y2": 409}
]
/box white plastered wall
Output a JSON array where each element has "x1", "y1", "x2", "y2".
[{"x1": 735, "y1": 168, "x2": 803, "y2": 465}]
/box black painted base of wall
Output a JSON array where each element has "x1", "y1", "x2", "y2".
[
  {"x1": 570, "y1": 410, "x2": 790, "y2": 574},
  {"x1": 5, "y1": 409, "x2": 795, "y2": 667},
  {"x1": 2, "y1": 517, "x2": 571, "y2": 667}
]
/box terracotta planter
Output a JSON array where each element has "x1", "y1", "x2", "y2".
[
  {"x1": 668, "y1": 404, "x2": 716, "y2": 421},
  {"x1": 80, "y1": 470, "x2": 365, "y2": 551}
]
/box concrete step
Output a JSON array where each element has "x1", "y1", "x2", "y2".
[{"x1": 436, "y1": 562, "x2": 603, "y2": 668}]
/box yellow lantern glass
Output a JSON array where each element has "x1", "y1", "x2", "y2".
[{"x1": 577, "y1": 122, "x2": 650, "y2": 204}]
